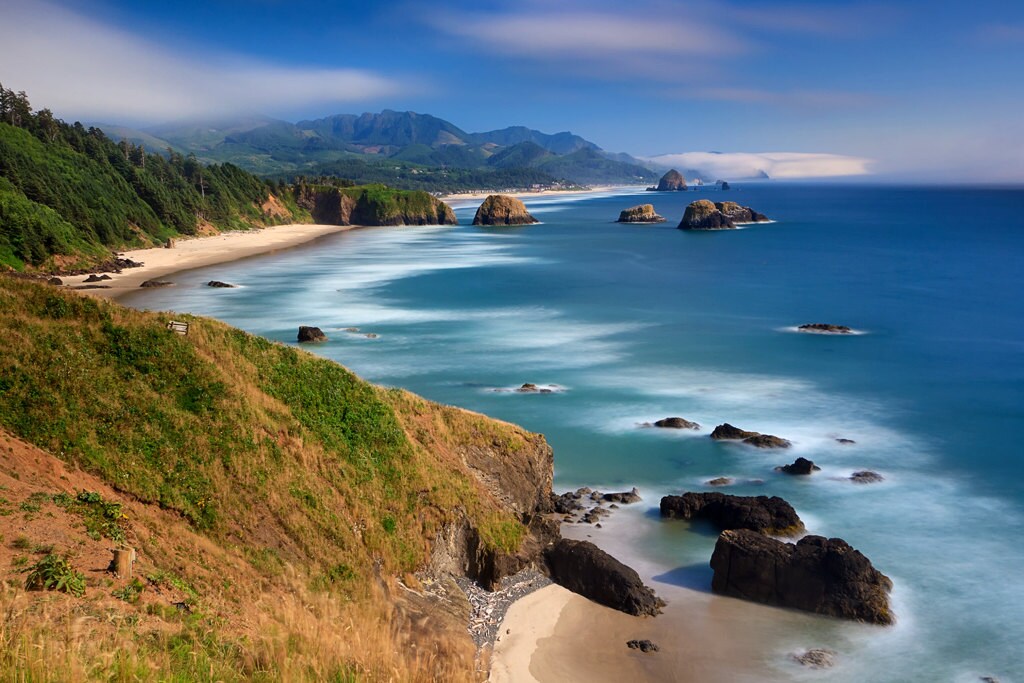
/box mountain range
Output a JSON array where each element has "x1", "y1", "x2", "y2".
[{"x1": 100, "y1": 111, "x2": 661, "y2": 187}]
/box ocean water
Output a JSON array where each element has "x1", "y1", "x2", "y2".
[{"x1": 123, "y1": 184, "x2": 1024, "y2": 682}]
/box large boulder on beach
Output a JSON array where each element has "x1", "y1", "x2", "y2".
[
  {"x1": 710, "y1": 529, "x2": 894, "y2": 624},
  {"x1": 679, "y1": 200, "x2": 734, "y2": 230},
  {"x1": 472, "y1": 195, "x2": 538, "y2": 226},
  {"x1": 617, "y1": 204, "x2": 666, "y2": 223},
  {"x1": 660, "y1": 492, "x2": 805, "y2": 536},
  {"x1": 710, "y1": 423, "x2": 791, "y2": 449},
  {"x1": 648, "y1": 169, "x2": 687, "y2": 192},
  {"x1": 544, "y1": 539, "x2": 664, "y2": 616},
  {"x1": 297, "y1": 326, "x2": 327, "y2": 343}
]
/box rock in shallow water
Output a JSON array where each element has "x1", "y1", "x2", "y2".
[
  {"x1": 792, "y1": 648, "x2": 837, "y2": 668},
  {"x1": 297, "y1": 326, "x2": 327, "y2": 343},
  {"x1": 776, "y1": 457, "x2": 821, "y2": 475},
  {"x1": 711, "y1": 423, "x2": 791, "y2": 448},
  {"x1": 544, "y1": 539, "x2": 664, "y2": 616},
  {"x1": 660, "y1": 492, "x2": 804, "y2": 535},
  {"x1": 850, "y1": 470, "x2": 884, "y2": 484},
  {"x1": 653, "y1": 417, "x2": 700, "y2": 430},
  {"x1": 710, "y1": 529, "x2": 894, "y2": 624},
  {"x1": 472, "y1": 195, "x2": 538, "y2": 226},
  {"x1": 617, "y1": 204, "x2": 666, "y2": 223},
  {"x1": 798, "y1": 323, "x2": 853, "y2": 334}
]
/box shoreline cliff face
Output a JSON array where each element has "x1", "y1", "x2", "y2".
[
  {"x1": 296, "y1": 183, "x2": 457, "y2": 226},
  {"x1": 472, "y1": 195, "x2": 539, "y2": 226}
]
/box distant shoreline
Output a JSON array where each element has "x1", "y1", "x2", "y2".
[{"x1": 441, "y1": 184, "x2": 644, "y2": 203}]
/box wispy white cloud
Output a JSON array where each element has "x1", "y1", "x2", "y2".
[
  {"x1": 0, "y1": 1, "x2": 407, "y2": 122},
  {"x1": 646, "y1": 152, "x2": 873, "y2": 179}
]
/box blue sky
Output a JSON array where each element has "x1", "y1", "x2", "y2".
[{"x1": 2, "y1": 0, "x2": 1023, "y2": 180}]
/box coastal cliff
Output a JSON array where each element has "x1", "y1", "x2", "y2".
[
  {"x1": 472, "y1": 195, "x2": 539, "y2": 226},
  {"x1": 295, "y1": 183, "x2": 456, "y2": 226}
]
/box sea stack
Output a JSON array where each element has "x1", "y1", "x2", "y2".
[
  {"x1": 617, "y1": 204, "x2": 666, "y2": 223},
  {"x1": 678, "y1": 200, "x2": 771, "y2": 230},
  {"x1": 472, "y1": 195, "x2": 538, "y2": 226},
  {"x1": 648, "y1": 169, "x2": 687, "y2": 192}
]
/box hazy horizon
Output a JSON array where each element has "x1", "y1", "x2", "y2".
[{"x1": 2, "y1": 0, "x2": 1022, "y2": 182}]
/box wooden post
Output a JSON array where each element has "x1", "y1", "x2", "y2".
[{"x1": 111, "y1": 547, "x2": 135, "y2": 579}]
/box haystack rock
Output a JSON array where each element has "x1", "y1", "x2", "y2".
[
  {"x1": 472, "y1": 195, "x2": 538, "y2": 226},
  {"x1": 660, "y1": 492, "x2": 805, "y2": 536},
  {"x1": 648, "y1": 169, "x2": 688, "y2": 192},
  {"x1": 617, "y1": 204, "x2": 666, "y2": 223},
  {"x1": 710, "y1": 529, "x2": 894, "y2": 624}
]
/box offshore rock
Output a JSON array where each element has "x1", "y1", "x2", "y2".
[
  {"x1": 648, "y1": 169, "x2": 688, "y2": 192},
  {"x1": 792, "y1": 649, "x2": 837, "y2": 669},
  {"x1": 715, "y1": 201, "x2": 768, "y2": 223},
  {"x1": 711, "y1": 423, "x2": 791, "y2": 449},
  {"x1": 679, "y1": 199, "x2": 734, "y2": 230},
  {"x1": 617, "y1": 204, "x2": 666, "y2": 223},
  {"x1": 710, "y1": 529, "x2": 894, "y2": 624},
  {"x1": 850, "y1": 471, "x2": 884, "y2": 484},
  {"x1": 207, "y1": 280, "x2": 236, "y2": 288},
  {"x1": 660, "y1": 492, "x2": 804, "y2": 536},
  {"x1": 798, "y1": 323, "x2": 853, "y2": 334},
  {"x1": 776, "y1": 457, "x2": 820, "y2": 475},
  {"x1": 544, "y1": 539, "x2": 664, "y2": 616},
  {"x1": 472, "y1": 195, "x2": 538, "y2": 226},
  {"x1": 653, "y1": 417, "x2": 700, "y2": 430},
  {"x1": 297, "y1": 326, "x2": 327, "y2": 343},
  {"x1": 602, "y1": 488, "x2": 642, "y2": 504}
]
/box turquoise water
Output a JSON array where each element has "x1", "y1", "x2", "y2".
[{"x1": 123, "y1": 185, "x2": 1024, "y2": 681}]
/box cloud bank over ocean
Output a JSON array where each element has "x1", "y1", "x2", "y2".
[{"x1": 646, "y1": 152, "x2": 873, "y2": 179}]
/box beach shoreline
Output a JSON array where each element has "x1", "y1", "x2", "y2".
[
  {"x1": 57, "y1": 223, "x2": 362, "y2": 300},
  {"x1": 441, "y1": 184, "x2": 644, "y2": 203}
]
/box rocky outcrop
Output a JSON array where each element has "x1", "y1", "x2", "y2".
[
  {"x1": 715, "y1": 201, "x2": 768, "y2": 223},
  {"x1": 544, "y1": 539, "x2": 664, "y2": 616},
  {"x1": 798, "y1": 323, "x2": 853, "y2": 334},
  {"x1": 660, "y1": 492, "x2": 804, "y2": 535},
  {"x1": 719, "y1": 181, "x2": 731, "y2": 190},
  {"x1": 850, "y1": 471, "x2": 884, "y2": 484},
  {"x1": 297, "y1": 326, "x2": 327, "y2": 343},
  {"x1": 627, "y1": 639, "x2": 660, "y2": 653},
  {"x1": 647, "y1": 169, "x2": 687, "y2": 192},
  {"x1": 677, "y1": 200, "x2": 770, "y2": 230},
  {"x1": 603, "y1": 488, "x2": 641, "y2": 504},
  {"x1": 710, "y1": 529, "x2": 894, "y2": 624},
  {"x1": 207, "y1": 280, "x2": 236, "y2": 288},
  {"x1": 84, "y1": 274, "x2": 111, "y2": 283},
  {"x1": 295, "y1": 185, "x2": 457, "y2": 226},
  {"x1": 707, "y1": 477, "x2": 734, "y2": 487},
  {"x1": 776, "y1": 457, "x2": 820, "y2": 475},
  {"x1": 652, "y1": 417, "x2": 700, "y2": 430},
  {"x1": 711, "y1": 423, "x2": 791, "y2": 449},
  {"x1": 139, "y1": 280, "x2": 172, "y2": 288},
  {"x1": 617, "y1": 204, "x2": 666, "y2": 223},
  {"x1": 472, "y1": 195, "x2": 538, "y2": 226}
]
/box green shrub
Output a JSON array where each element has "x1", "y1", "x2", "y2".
[{"x1": 23, "y1": 553, "x2": 86, "y2": 597}]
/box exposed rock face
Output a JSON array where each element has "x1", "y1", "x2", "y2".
[
  {"x1": 679, "y1": 199, "x2": 734, "y2": 230},
  {"x1": 617, "y1": 204, "x2": 666, "y2": 223},
  {"x1": 798, "y1": 323, "x2": 853, "y2": 334},
  {"x1": 653, "y1": 417, "x2": 700, "y2": 430},
  {"x1": 648, "y1": 169, "x2": 687, "y2": 192},
  {"x1": 776, "y1": 457, "x2": 821, "y2": 475},
  {"x1": 850, "y1": 471, "x2": 884, "y2": 484},
  {"x1": 627, "y1": 639, "x2": 660, "y2": 653},
  {"x1": 716, "y1": 201, "x2": 768, "y2": 223},
  {"x1": 710, "y1": 529, "x2": 894, "y2": 624},
  {"x1": 297, "y1": 326, "x2": 327, "y2": 343},
  {"x1": 678, "y1": 200, "x2": 770, "y2": 230},
  {"x1": 206, "y1": 280, "x2": 236, "y2": 288},
  {"x1": 544, "y1": 539, "x2": 664, "y2": 616},
  {"x1": 472, "y1": 195, "x2": 538, "y2": 226},
  {"x1": 660, "y1": 492, "x2": 804, "y2": 535},
  {"x1": 295, "y1": 185, "x2": 457, "y2": 226},
  {"x1": 711, "y1": 423, "x2": 791, "y2": 449}
]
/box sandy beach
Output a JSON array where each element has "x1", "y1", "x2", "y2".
[
  {"x1": 58, "y1": 223, "x2": 360, "y2": 300},
  {"x1": 441, "y1": 185, "x2": 643, "y2": 203}
]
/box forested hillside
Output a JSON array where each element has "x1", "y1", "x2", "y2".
[{"x1": 0, "y1": 84, "x2": 300, "y2": 271}]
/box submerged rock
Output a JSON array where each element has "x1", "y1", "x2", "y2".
[
  {"x1": 707, "y1": 477, "x2": 734, "y2": 487},
  {"x1": 602, "y1": 488, "x2": 642, "y2": 504},
  {"x1": 836, "y1": 438, "x2": 857, "y2": 445},
  {"x1": 711, "y1": 423, "x2": 791, "y2": 449},
  {"x1": 798, "y1": 323, "x2": 853, "y2": 334},
  {"x1": 472, "y1": 195, "x2": 538, "y2": 226},
  {"x1": 653, "y1": 417, "x2": 700, "y2": 430},
  {"x1": 648, "y1": 169, "x2": 687, "y2": 192},
  {"x1": 710, "y1": 529, "x2": 894, "y2": 624},
  {"x1": 792, "y1": 648, "x2": 837, "y2": 669},
  {"x1": 660, "y1": 492, "x2": 804, "y2": 535},
  {"x1": 850, "y1": 471, "x2": 884, "y2": 484},
  {"x1": 776, "y1": 457, "x2": 821, "y2": 475},
  {"x1": 544, "y1": 539, "x2": 664, "y2": 616},
  {"x1": 617, "y1": 204, "x2": 666, "y2": 223},
  {"x1": 297, "y1": 326, "x2": 327, "y2": 343}
]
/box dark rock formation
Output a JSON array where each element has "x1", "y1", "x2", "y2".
[
  {"x1": 711, "y1": 424, "x2": 791, "y2": 449},
  {"x1": 47, "y1": 277, "x2": 63, "y2": 286},
  {"x1": 776, "y1": 457, "x2": 821, "y2": 475},
  {"x1": 84, "y1": 274, "x2": 111, "y2": 283},
  {"x1": 627, "y1": 639, "x2": 660, "y2": 653},
  {"x1": 836, "y1": 438, "x2": 856, "y2": 445},
  {"x1": 472, "y1": 195, "x2": 538, "y2": 226},
  {"x1": 617, "y1": 204, "x2": 666, "y2": 223},
  {"x1": 715, "y1": 201, "x2": 768, "y2": 224},
  {"x1": 710, "y1": 529, "x2": 894, "y2": 624},
  {"x1": 207, "y1": 280, "x2": 236, "y2": 288},
  {"x1": 552, "y1": 489, "x2": 588, "y2": 515},
  {"x1": 603, "y1": 488, "x2": 641, "y2": 504},
  {"x1": 648, "y1": 169, "x2": 687, "y2": 192},
  {"x1": 139, "y1": 280, "x2": 172, "y2": 288},
  {"x1": 544, "y1": 539, "x2": 664, "y2": 616},
  {"x1": 653, "y1": 417, "x2": 700, "y2": 430},
  {"x1": 660, "y1": 492, "x2": 804, "y2": 536},
  {"x1": 297, "y1": 326, "x2": 327, "y2": 343},
  {"x1": 720, "y1": 181, "x2": 731, "y2": 190},
  {"x1": 850, "y1": 471, "x2": 884, "y2": 484},
  {"x1": 679, "y1": 199, "x2": 735, "y2": 230},
  {"x1": 798, "y1": 323, "x2": 853, "y2": 334},
  {"x1": 707, "y1": 477, "x2": 734, "y2": 487},
  {"x1": 517, "y1": 383, "x2": 538, "y2": 392},
  {"x1": 792, "y1": 649, "x2": 837, "y2": 669}
]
